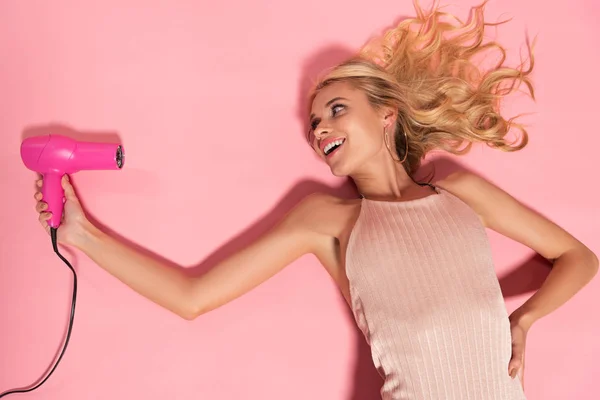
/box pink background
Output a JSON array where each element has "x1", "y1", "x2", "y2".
[{"x1": 1, "y1": 0, "x2": 598, "y2": 399}]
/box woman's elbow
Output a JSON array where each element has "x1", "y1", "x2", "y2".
[
  {"x1": 173, "y1": 279, "x2": 207, "y2": 320},
  {"x1": 180, "y1": 311, "x2": 199, "y2": 321},
  {"x1": 577, "y1": 246, "x2": 599, "y2": 280},
  {"x1": 178, "y1": 300, "x2": 205, "y2": 321},
  {"x1": 179, "y1": 290, "x2": 211, "y2": 320},
  {"x1": 589, "y1": 249, "x2": 599, "y2": 275}
]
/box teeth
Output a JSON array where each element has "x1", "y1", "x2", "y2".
[{"x1": 324, "y1": 139, "x2": 345, "y2": 155}]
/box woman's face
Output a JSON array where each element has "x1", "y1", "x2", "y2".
[{"x1": 308, "y1": 81, "x2": 394, "y2": 177}]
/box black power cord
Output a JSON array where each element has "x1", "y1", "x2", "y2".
[{"x1": 0, "y1": 227, "x2": 78, "y2": 398}]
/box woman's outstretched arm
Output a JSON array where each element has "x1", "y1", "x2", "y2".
[{"x1": 37, "y1": 175, "x2": 326, "y2": 320}]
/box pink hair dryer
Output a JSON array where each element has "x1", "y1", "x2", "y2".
[
  {"x1": 0, "y1": 134, "x2": 125, "y2": 399},
  {"x1": 20, "y1": 134, "x2": 125, "y2": 228}
]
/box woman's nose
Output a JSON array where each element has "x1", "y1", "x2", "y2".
[{"x1": 315, "y1": 125, "x2": 331, "y2": 139}]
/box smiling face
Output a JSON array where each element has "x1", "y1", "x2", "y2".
[{"x1": 308, "y1": 81, "x2": 396, "y2": 177}]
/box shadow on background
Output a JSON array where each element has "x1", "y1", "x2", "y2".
[{"x1": 21, "y1": 123, "x2": 122, "y2": 144}]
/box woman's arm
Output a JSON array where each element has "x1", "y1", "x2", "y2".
[
  {"x1": 438, "y1": 171, "x2": 598, "y2": 383},
  {"x1": 71, "y1": 194, "x2": 327, "y2": 320},
  {"x1": 438, "y1": 171, "x2": 598, "y2": 326}
]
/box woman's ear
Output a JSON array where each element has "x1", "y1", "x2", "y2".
[{"x1": 382, "y1": 107, "x2": 397, "y2": 129}]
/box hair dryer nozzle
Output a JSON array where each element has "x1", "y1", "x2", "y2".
[{"x1": 72, "y1": 141, "x2": 125, "y2": 171}]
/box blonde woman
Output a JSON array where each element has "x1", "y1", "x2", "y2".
[{"x1": 33, "y1": 2, "x2": 598, "y2": 398}]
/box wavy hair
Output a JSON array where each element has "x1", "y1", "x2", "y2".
[{"x1": 308, "y1": 0, "x2": 535, "y2": 176}]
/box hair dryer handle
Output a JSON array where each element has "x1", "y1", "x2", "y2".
[{"x1": 42, "y1": 173, "x2": 65, "y2": 229}]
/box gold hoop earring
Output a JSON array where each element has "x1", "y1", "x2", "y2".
[{"x1": 384, "y1": 126, "x2": 408, "y2": 163}]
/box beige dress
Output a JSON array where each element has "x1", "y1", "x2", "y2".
[{"x1": 345, "y1": 184, "x2": 527, "y2": 399}]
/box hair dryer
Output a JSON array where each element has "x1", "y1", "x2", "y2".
[
  {"x1": 0, "y1": 134, "x2": 125, "y2": 399},
  {"x1": 20, "y1": 134, "x2": 125, "y2": 228}
]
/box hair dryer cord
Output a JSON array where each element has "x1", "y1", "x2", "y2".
[{"x1": 0, "y1": 228, "x2": 78, "y2": 398}]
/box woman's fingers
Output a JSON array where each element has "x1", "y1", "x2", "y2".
[
  {"x1": 38, "y1": 211, "x2": 51, "y2": 223},
  {"x1": 38, "y1": 211, "x2": 52, "y2": 234},
  {"x1": 61, "y1": 175, "x2": 78, "y2": 202},
  {"x1": 35, "y1": 179, "x2": 51, "y2": 235},
  {"x1": 36, "y1": 201, "x2": 47, "y2": 213}
]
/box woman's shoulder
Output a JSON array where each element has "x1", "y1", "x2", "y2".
[
  {"x1": 284, "y1": 192, "x2": 361, "y2": 238},
  {"x1": 434, "y1": 170, "x2": 505, "y2": 203},
  {"x1": 300, "y1": 191, "x2": 360, "y2": 208},
  {"x1": 434, "y1": 170, "x2": 524, "y2": 227}
]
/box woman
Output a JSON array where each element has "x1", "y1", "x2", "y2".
[{"x1": 33, "y1": 2, "x2": 598, "y2": 399}]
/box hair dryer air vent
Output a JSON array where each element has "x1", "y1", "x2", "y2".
[{"x1": 116, "y1": 145, "x2": 124, "y2": 168}]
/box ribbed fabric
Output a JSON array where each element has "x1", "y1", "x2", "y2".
[{"x1": 346, "y1": 185, "x2": 526, "y2": 400}]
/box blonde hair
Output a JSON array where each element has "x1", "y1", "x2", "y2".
[{"x1": 308, "y1": 0, "x2": 535, "y2": 176}]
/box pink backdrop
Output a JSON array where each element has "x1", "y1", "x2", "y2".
[{"x1": 1, "y1": 0, "x2": 598, "y2": 399}]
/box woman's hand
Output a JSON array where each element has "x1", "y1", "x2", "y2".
[
  {"x1": 508, "y1": 310, "x2": 531, "y2": 388},
  {"x1": 35, "y1": 174, "x2": 92, "y2": 247}
]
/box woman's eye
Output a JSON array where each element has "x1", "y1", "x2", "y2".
[{"x1": 332, "y1": 104, "x2": 345, "y2": 116}]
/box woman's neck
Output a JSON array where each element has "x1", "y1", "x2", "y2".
[{"x1": 351, "y1": 158, "x2": 429, "y2": 201}]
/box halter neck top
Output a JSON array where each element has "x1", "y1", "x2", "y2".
[{"x1": 345, "y1": 185, "x2": 526, "y2": 399}]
